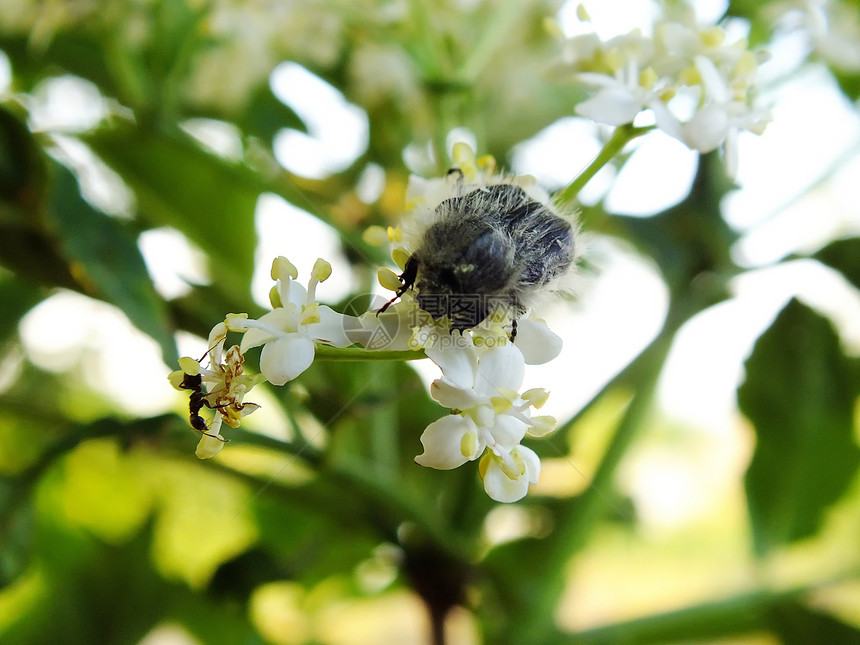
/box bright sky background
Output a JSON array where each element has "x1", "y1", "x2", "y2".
[{"x1": 8, "y1": 0, "x2": 860, "y2": 527}]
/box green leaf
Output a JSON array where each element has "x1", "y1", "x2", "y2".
[
  {"x1": 815, "y1": 237, "x2": 860, "y2": 292},
  {"x1": 0, "y1": 274, "x2": 44, "y2": 345},
  {"x1": 0, "y1": 34, "x2": 118, "y2": 98},
  {"x1": 47, "y1": 162, "x2": 177, "y2": 363},
  {"x1": 240, "y1": 82, "x2": 307, "y2": 142},
  {"x1": 85, "y1": 123, "x2": 261, "y2": 304},
  {"x1": 0, "y1": 107, "x2": 78, "y2": 290},
  {"x1": 738, "y1": 299, "x2": 860, "y2": 557},
  {"x1": 563, "y1": 589, "x2": 845, "y2": 645},
  {"x1": 0, "y1": 478, "x2": 35, "y2": 588},
  {"x1": 769, "y1": 601, "x2": 860, "y2": 645}
]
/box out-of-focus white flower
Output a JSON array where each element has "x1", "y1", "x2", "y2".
[
  {"x1": 414, "y1": 341, "x2": 555, "y2": 502},
  {"x1": 230, "y1": 257, "x2": 354, "y2": 386},
  {"x1": 777, "y1": 0, "x2": 860, "y2": 72},
  {"x1": 348, "y1": 43, "x2": 421, "y2": 109},
  {"x1": 184, "y1": 0, "x2": 344, "y2": 112},
  {"x1": 560, "y1": 10, "x2": 771, "y2": 176}
]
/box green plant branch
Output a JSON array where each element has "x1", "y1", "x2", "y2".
[
  {"x1": 313, "y1": 345, "x2": 426, "y2": 362},
  {"x1": 504, "y1": 316, "x2": 679, "y2": 644},
  {"x1": 210, "y1": 455, "x2": 476, "y2": 564},
  {"x1": 555, "y1": 124, "x2": 654, "y2": 206},
  {"x1": 559, "y1": 569, "x2": 860, "y2": 644},
  {"x1": 458, "y1": 1, "x2": 532, "y2": 84},
  {"x1": 224, "y1": 427, "x2": 324, "y2": 466},
  {"x1": 408, "y1": 0, "x2": 450, "y2": 81}
]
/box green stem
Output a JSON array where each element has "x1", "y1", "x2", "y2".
[
  {"x1": 555, "y1": 124, "x2": 653, "y2": 206},
  {"x1": 565, "y1": 331, "x2": 673, "y2": 538},
  {"x1": 561, "y1": 569, "x2": 860, "y2": 644},
  {"x1": 226, "y1": 427, "x2": 323, "y2": 466},
  {"x1": 458, "y1": 1, "x2": 531, "y2": 84},
  {"x1": 509, "y1": 322, "x2": 676, "y2": 644},
  {"x1": 409, "y1": 0, "x2": 450, "y2": 81},
  {"x1": 314, "y1": 345, "x2": 426, "y2": 362}
]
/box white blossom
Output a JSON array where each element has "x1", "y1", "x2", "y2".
[
  {"x1": 230, "y1": 257, "x2": 354, "y2": 386},
  {"x1": 168, "y1": 321, "x2": 261, "y2": 459},
  {"x1": 414, "y1": 341, "x2": 555, "y2": 503},
  {"x1": 792, "y1": 0, "x2": 860, "y2": 72},
  {"x1": 560, "y1": 10, "x2": 771, "y2": 176}
]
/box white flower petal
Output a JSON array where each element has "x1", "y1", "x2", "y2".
[
  {"x1": 482, "y1": 445, "x2": 540, "y2": 503},
  {"x1": 473, "y1": 344, "x2": 524, "y2": 396},
  {"x1": 426, "y1": 343, "x2": 478, "y2": 390},
  {"x1": 683, "y1": 103, "x2": 728, "y2": 152},
  {"x1": 563, "y1": 33, "x2": 602, "y2": 64},
  {"x1": 306, "y1": 306, "x2": 355, "y2": 348},
  {"x1": 282, "y1": 280, "x2": 307, "y2": 308},
  {"x1": 195, "y1": 433, "x2": 226, "y2": 459},
  {"x1": 575, "y1": 86, "x2": 644, "y2": 126},
  {"x1": 195, "y1": 416, "x2": 225, "y2": 459},
  {"x1": 259, "y1": 335, "x2": 315, "y2": 386},
  {"x1": 482, "y1": 456, "x2": 529, "y2": 503},
  {"x1": 240, "y1": 307, "x2": 298, "y2": 352},
  {"x1": 490, "y1": 414, "x2": 528, "y2": 449},
  {"x1": 430, "y1": 377, "x2": 481, "y2": 410},
  {"x1": 649, "y1": 99, "x2": 684, "y2": 141},
  {"x1": 414, "y1": 415, "x2": 481, "y2": 469},
  {"x1": 694, "y1": 55, "x2": 729, "y2": 103},
  {"x1": 345, "y1": 309, "x2": 416, "y2": 351},
  {"x1": 514, "y1": 319, "x2": 563, "y2": 365},
  {"x1": 206, "y1": 322, "x2": 228, "y2": 364},
  {"x1": 527, "y1": 415, "x2": 557, "y2": 438},
  {"x1": 516, "y1": 445, "x2": 541, "y2": 484}
]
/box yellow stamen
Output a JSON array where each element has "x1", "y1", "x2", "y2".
[
  {"x1": 576, "y1": 3, "x2": 591, "y2": 21},
  {"x1": 378, "y1": 267, "x2": 402, "y2": 292},
  {"x1": 476, "y1": 155, "x2": 497, "y2": 176},
  {"x1": 391, "y1": 247, "x2": 411, "y2": 270},
  {"x1": 452, "y1": 141, "x2": 475, "y2": 166},
  {"x1": 269, "y1": 285, "x2": 281, "y2": 309},
  {"x1": 312, "y1": 258, "x2": 332, "y2": 283},
  {"x1": 225, "y1": 313, "x2": 249, "y2": 332},
  {"x1": 529, "y1": 415, "x2": 557, "y2": 437},
  {"x1": 523, "y1": 387, "x2": 550, "y2": 409},
  {"x1": 700, "y1": 26, "x2": 725, "y2": 48},
  {"x1": 639, "y1": 66, "x2": 658, "y2": 89},
  {"x1": 167, "y1": 370, "x2": 186, "y2": 390},
  {"x1": 177, "y1": 356, "x2": 200, "y2": 375},
  {"x1": 460, "y1": 432, "x2": 478, "y2": 459},
  {"x1": 679, "y1": 65, "x2": 701, "y2": 86},
  {"x1": 271, "y1": 256, "x2": 298, "y2": 281},
  {"x1": 387, "y1": 226, "x2": 403, "y2": 243},
  {"x1": 362, "y1": 225, "x2": 390, "y2": 246},
  {"x1": 478, "y1": 453, "x2": 491, "y2": 479},
  {"x1": 301, "y1": 302, "x2": 321, "y2": 325}
]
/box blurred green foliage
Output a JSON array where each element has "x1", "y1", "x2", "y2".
[{"x1": 1, "y1": 1, "x2": 859, "y2": 644}]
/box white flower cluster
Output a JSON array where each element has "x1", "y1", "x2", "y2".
[
  {"x1": 560, "y1": 4, "x2": 771, "y2": 176},
  {"x1": 416, "y1": 342, "x2": 556, "y2": 503},
  {"x1": 779, "y1": 0, "x2": 860, "y2": 73},
  {"x1": 171, "y1": 146, "x2": 566, "y2": 503},
  {"x1": 168, "y1": 321, "x2": 262, "y2": 459}
]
